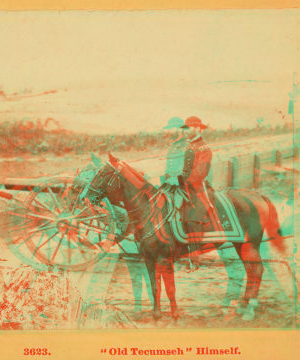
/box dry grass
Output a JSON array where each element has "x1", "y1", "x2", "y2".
[{"x1": 0, "y1": 119, "x2": 293, "y2": 156}]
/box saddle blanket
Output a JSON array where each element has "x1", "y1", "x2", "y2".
[{"x1": 167, "y1": 190, "x2": 245, "y2": 243}]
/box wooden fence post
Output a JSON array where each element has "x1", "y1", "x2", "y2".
[
  {"x1": 253, "y1": 153, "x2": 261, "y2": 188},
  {"x1": 294, "y1": 146, "x2": 299, "y2": 160},
  {"x1": 294, "y1": 146, "x2": 299, "y2": 201},
  {"x1": 275, "y1": 150, "x2": 282, "y2": 167},
  {"x1": 228, "y1": 159, "x2": 233, "y2": 187},
  {"x1": 228, "y1": 156, "x2": 238, "y2": 188}
]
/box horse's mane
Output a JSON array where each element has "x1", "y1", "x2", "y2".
[
  {"x1": 117, "y1": 161, "x2": 155, "y2": 191},
  {"x1": 123, "y1": 162, "x2": 146, "y2": 183}
]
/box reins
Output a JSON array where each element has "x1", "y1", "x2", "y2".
[
  {"x1": 130, "y1": 185, "x2": 175, "y2": 240},
  {"x1": 97, "y1": 164, "x2": 176, "y2": 242}
]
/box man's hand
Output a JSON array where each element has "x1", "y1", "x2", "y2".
[{"x1": 165, "y1": 176, "x2": 180, "y2": 186}]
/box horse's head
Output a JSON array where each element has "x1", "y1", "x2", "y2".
[
  {"x1": 76, "y1": 152, "x2": 155, "y2": 208},
  {"x1": 84, "y1": 157, "x2": 123, "y2": 205},
  {"x1": 63, "y1": 153, "x2": 120, "y2": 209}
]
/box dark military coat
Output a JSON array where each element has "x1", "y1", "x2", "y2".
[
  {"x1": 165, "y1": 136, "x2": 188, "y2": 180},
  {"x1": 182, "y1": 136, "x2": 212, "y2": 189}
]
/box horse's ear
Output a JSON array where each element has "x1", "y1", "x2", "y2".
[
  {"x1": 90, "y1": 151, "x2": 103, "y2": 168},
  {"x1": 108, "y1": 152, "x2": 120, "y2": 167}
]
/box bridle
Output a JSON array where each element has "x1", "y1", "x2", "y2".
[{"x1": 85, "y1": 163, "x2": 174, "y2": 241}]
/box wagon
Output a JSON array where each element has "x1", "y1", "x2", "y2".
[{"x1": 0, "y1": 159, "x2": 122, "y2": 272}]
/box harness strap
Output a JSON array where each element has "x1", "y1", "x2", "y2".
[
  {"x1": 133, "y1": 188, "x2": 175, "y2": 240},
  {"x1": 203, "y1": 181, "x2": 214, "y2": 208}
]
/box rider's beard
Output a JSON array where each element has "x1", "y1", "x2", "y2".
[{"x1": 184, "y1": 128, "x2": 200, "y2": 141}]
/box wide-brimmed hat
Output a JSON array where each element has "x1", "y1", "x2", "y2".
[
  {"x1": 163, "y1": 117, "x2": 185, "y2": 130},
  {"x1": 181, "y1": 116, "x2": 207, "y2": 130}
]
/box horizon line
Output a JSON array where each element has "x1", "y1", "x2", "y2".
[{"x1": 207, "y1": 80, "x2": 272, "y2": 84}]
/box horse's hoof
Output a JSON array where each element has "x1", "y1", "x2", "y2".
[
  {"x1": 223, "y1": 314, "x2": 236, "y2": 322},
  {"x1": 172, "y1": 309, "x2": 180, "y2": 321},
  {"x1": 235, "y1": 306, "x2": 245, "y2": 315},
  {"x1": 214, "y1": 307, "x2": 225, "y2": 317},
  {"x1": 220, "y1": 300, "x2": 240, "y2": 320},
  {"x1": 221, "y1": 303, "x2": 238, "y2": 321},
  {"x1": 133, "y1": 312, "x2": 143, "y2": 321},
  {"x1": 222, "y1": 308, "x2": 236, "y2": 321},
  {"x1": 155, "y1": 319, "x2": 165, "y2": 327},
  {"x1": 167, "y1": 318, "x2": 178, "y2": 328},
  {"x1": 153, "y1": 310, "x2": 161, "y2": 321},
  {"x1": 242, "y1": 299, "x2": 258, "y2": 321},
  {"x1": 242, "y1": 310, "x2": 255, "y2": 321}
]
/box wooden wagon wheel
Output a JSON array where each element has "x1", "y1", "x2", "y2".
[{"x1": 3, "y1": 178, "x2": 116, "y2": 271}]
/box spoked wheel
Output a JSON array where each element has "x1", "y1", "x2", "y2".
[{"x1": 3, "y1": 179, "x2": 116, "y2": 271}]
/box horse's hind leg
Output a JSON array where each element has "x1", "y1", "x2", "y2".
[
  {"x1": 234, "y1": 242, "x2": 264, "y2": 321},
  {"x1": 157, "y1": 256, "x2": 179, "y2": 320},
  {"x1": 217, "y1": 245, "x2": 245, "y2": 314}
]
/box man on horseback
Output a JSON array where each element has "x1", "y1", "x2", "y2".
[
  {"x1": 89, "y1": 135, "x2": 287, "y2": 323},
  {"x1": 162, "y1": 117, "x2": 188, "y2": 186},
  {"x1": 179, "y1": 116, "x2": 223, "y2": 235},
  {"x1": 181, "y1": 116, "x2": 211, "y2": 189}
]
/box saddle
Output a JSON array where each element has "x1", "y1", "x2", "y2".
[{"x1": 160, "y1": 184, "x2": 244, "y2": 243}]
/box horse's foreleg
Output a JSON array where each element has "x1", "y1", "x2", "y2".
[
  {"x1": 142, "y1": 264, "x2": 155, "y2": 307},
  {"x1": 144, "y1": 257, "x2": 161, "y2": 320},
  {"x1": 235, "y1": 242, "x2": 264, "y2": 320},
  {"x1": 155, "y1": 265, "x2": 162, "y2": 310},
  {"x1": 157, "y1": 257, "x2": 179, "y2": 320},
  {"x1": 125, "y1": 259, "x2": 144, "y2": 315}
]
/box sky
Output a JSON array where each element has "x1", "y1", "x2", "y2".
[{"x1": 0, "y1": 10, "x2": 299, "y2": 134}]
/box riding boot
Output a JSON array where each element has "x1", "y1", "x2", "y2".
[{"x1": 181, "y1": 220, "x2": 189, "y2": 234}]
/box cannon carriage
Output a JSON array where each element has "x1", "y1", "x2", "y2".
[{"x1": 0, "y1": 162, "x2": 123, "y2": 272}]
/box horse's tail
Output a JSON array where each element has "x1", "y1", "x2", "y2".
[{"x1": 262, "y1": 195, "x2": 286, "y2": 254}]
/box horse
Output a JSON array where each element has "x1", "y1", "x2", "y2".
[{"x1": 83, "y1": 155, "x2": 287, "y2": 322}]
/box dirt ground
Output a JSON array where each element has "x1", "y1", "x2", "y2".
[
  {"x1": 0, "y1": 253, "x2": 295, "y2": 330},
  {"x1": 104, "y1": 256, "x2": 295, "y2": 329}
]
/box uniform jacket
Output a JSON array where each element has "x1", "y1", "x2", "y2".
[
  {"x1": 182, "y1": 136, "x2": 212, "y2": 189},
  {"x1": 165, "y1": 136, "x2": 188, "y2": 184}
]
